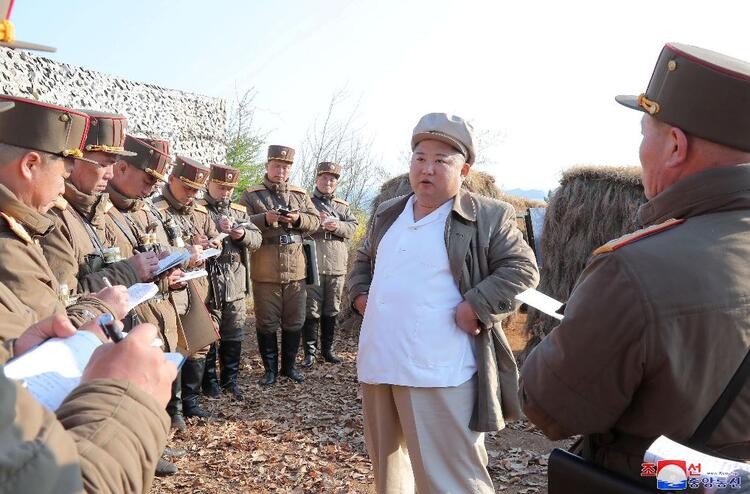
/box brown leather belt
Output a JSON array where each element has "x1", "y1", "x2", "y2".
[{"x1": 262, "y1": 233, "x2": 304, "y2": 245}]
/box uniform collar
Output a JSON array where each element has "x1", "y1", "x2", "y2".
[
  {"x1": 637, "y1": 164, "x2": 750, "y2": 226},
  {"x1": 376, "y1": 188, "x2": 477, "y2": 223},
  {"x1": 204, "y1": 192, "x2": 229, "y2": 210},
  {"x1": 264, "y1": 175, "x2": 288, "y2": 194},
  {"x1": 106, "y1": 183, "x2": 142, "y2": 212},
  {"x1": 163, "y1": 185, "x2": 191, "y2": 213},
  {"x1": 0, "y1": 183, "x2": 54, "y2": 236},
  {"x1": 64, "y1": 180, "x2": 109, "y2": 226},
  {"x1": 314, "y1": 187, "x2": 334, "y2": 202}
]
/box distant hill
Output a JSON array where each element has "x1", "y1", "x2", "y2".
[{"x1": 506, "y1": 188, "x2": 547, "y2": 202}]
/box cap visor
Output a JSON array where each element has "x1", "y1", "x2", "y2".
[
  {"x1": 106, "y1": 149, "x2": 138, "y2": 157},
  {"x1": 71, "y1": 156, "x2": 101, "y2": 165},
  {"x1": 615, "y1": 94, "x2": 644, "y2": 112},
  {"x1": 145, "y1": 168, "x2": 169, "y2": 183},
  {"x1": 411, "y1": 133, "x2": 466, "y2": 157}
]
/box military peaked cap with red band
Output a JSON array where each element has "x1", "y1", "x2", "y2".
[
  {"x1": 616, "y1": 42, "x2": 750, "y2": 152},
  {"x1": 316, "y1": 161, "x2": 341, "y2": 178},
  {"x1": 210, "y1": 164, "x2": 240, "y2": 186},
  {"x1": 267, "y1": 145, "x2": 295, "y2": 163},
  {"x1": 76, "y1": 110, "x2": 136, "y2": 157},
  {"x1": 0, "y1": 94, "x2": 93, "y2": 162},
  {"x1": 172, "y1": 155, "x2": 210, "y2": 190},
  {"x1": 123, "y1": 135, "x2": 173, "y2": 182}
]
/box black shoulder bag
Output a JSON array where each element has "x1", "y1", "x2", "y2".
[{"x1": 548, "y1": 348, "x2": 750, "y2": 493}]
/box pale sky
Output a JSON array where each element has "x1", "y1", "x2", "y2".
[{"x1": 12, "y1": 0, "x2": 750, "y2": 192}]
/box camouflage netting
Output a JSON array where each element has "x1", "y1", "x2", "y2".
[
  {"x1": 339, "y1": 170, "x2": 544, "y2": 334},
  {"x1": 520, "y1": 165, "x2": 646, "y2": 362}
]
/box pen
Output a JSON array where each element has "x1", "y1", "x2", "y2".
[
  {"x1": 102, "y1": 277, "x2": 113, "y2": 288},
  {"x1": 98, "y1": 313, "x2": 123, "y2": 343}
]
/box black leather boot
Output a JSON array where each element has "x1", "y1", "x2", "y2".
[
  {"x1": 321, "y1": 315, "x2": 342, "y2": 364},
  {"x1": 300, "y1": 318, "x2": 319, "y2": 368},
  {"x1": 202, "y1": 343, "x2": 221, "y2": 398},
  {"x1": 219, "y1": 340, "x2": 244, "y2": 400},
  {"x1": 280, "y1": 330, "x2": 304, "y2": 383},
  {"x1": 182, "y1": 357, "x2": 211, "y2": 418},
  {"x1": 257, "y1": 331, "x2": 278, "y2": 386},
  {"x1": 167, "y1": 371, "x2": 186, "y2": 432}
]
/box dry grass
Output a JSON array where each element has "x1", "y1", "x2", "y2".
[{"x1": 521, "y1": 165, "x2": 645, "y2": 361}]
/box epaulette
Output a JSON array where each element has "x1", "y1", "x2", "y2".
[
  {"x1": 288, "y1": 185, "x2": 307, "y2": 194},
  {"x1": 0, "y1": 212, "x2": 32, "y2": 244},
  {"x1": 593, "y1": 218, "x2": 685, "y2": 255},
  {"x1": 230, "y1": 202, "x2": 247, "y2": 212},
  {"x1": 53, "y1": 196, "x2": 68, "y2": 210},
  {"x1": 153, "y1": 199, "x2": 170, "y2": 211},
  {"x1": 245, "y1": 185, "x2": 266, "y2": 193},
  {"x1": 193, "y1": 202, "x2": 208, "y2": 214},
  {"x1": 103, "y1": 199, "x2": 113, "y2": 214},
  {"x1": 333, "y1": 197, "x2": 349, "y2": 206}
]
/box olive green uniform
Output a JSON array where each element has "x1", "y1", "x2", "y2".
[
  {"x1": 0, "y1": 184, "x2": 116, "y2": 331},
  {"x1": 154, "y1": 182, "x2": 218, "y2": 417},
  {"x1": 42, "y1": 182, "x2": 140, "y2": 294},
  {"x1": 238, "y1": 176, "x2": 320, "y2": 383},
  {"x1": 104, "y1": 184, "x2": 182, "y2": 352},
  {"x1": 302, "y1": 188, "x2": 358, "y2": 364},
  {"x1": 200, "y1": 193, "x2": 262, "y2": 397}
]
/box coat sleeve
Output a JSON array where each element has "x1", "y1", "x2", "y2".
[
  {"x1": 519, "y1": 252, "x2": 647, "y2": 440},
  {"x1": 294, "y1": 193, "x2": 322, "y2": 234},
  {"x1": 346, "y1": 219, "x2": 375, "y2": 305},
  {"x1": 78, "y1": 260, "x2": 140, "y2": 293},
  {"x1": 0, "y1": 369, "x2": 168, "y2": 494},
  {"x1": 235, "y1": 213, "x2": 262, "y2": 251},
  {"x1": 463, "y1": 205, "x2": 540, "y2": 326},
  {"x1": 39, "y1": 212, "x2": 80, "y2": 292},
  {"x1": 333, "y1": 206, "x2": 359, "y2": 240},
  {"x1": 239, "y1": 191, "x2": 272, "y2": 232},
  {"x1": 56, "y1": 379, "x2": 170, "y2": 494}
]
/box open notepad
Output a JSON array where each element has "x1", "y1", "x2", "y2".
[
  {"x1": 126, "y1": 282, "x2": 159, "y2": 311},
  {"x1": 199, "y1": 248, "x2": 222, "y2": 261},
  {"x1": 4, "y1": 331, "x2": 185, "y2": 411},
  {"x1": 155, "y1": 250, "x2": 191, "y2": 276},
  {"x1": 176, "y1": 269, "x2": 208, "y2": 283},
  {"x1": 515, "y1": 288, "x2": 565, "y2": 320}
]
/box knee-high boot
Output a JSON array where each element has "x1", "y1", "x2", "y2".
[
  {"x1": 321, "y1": 315, "x2": 342, "y2": 364},
  {"x1": 300, "y1": 318, "x2": 319, "y2": 368},
  {"x1": 280, "y1": 330, "x2": 304, "y2": 383}
]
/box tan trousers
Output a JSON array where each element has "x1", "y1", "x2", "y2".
[{"x1": 361, "y1": 376, "x2": 494, "y2": 494}]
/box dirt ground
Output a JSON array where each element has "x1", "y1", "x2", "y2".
[{"x1": 153, "y1": 314, "x2": 570, "y2": 493}]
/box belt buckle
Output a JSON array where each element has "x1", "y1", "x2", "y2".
[
  {"x1": 279, "y1": 234, "x2": 291, "y2": 245},
  {"x1": 323, "y1": 232, "x2": 333, "y2": 240}
]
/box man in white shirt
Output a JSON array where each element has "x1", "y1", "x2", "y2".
[{"x1": 348, "y1": 113, "x2": 539, "y2": 493}]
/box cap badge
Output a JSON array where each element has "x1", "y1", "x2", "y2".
[
  {"x1": 281, "y1": 150, "x2": 287, "y2": 157},
  {"x1": 668, "y1": 60, "x2": 677, "y2": 71},
  {"x1": 227, "y1": 173, "x2": 233, "y2": 179}
]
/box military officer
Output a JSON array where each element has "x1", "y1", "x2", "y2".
[
  {"x1": 154, "y1": 155, "x2": 220, "y2": 418},
  {"x1": 199, "y1": 164, "x2": 262, "y2": 400},
  {"x1": 300, "y1": 162, "x2": 358, "y2": 368},
  {"x1": 239, "y1": 145, "x2": 320, "y2": 385},
  {"x1": 0, "y1": 95, "x2": 128, "y2": 329},
  {"x1": 41, "y1": 111, "x2": 159, "y2": 294},
  {"x1": 105, "y1": 134, "x2": 189, "y2": 474},
  {"x1": 520, "y1": 43, "x2": 750, "y2": 480}
]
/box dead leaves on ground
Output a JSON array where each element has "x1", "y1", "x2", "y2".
[{"x1": 153, "y1": 324, "x2": 557, "y2": 493}]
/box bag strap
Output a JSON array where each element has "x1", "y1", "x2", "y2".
[{"x1": 688, "y1": 347, "x2": 750, "y2": 448}]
